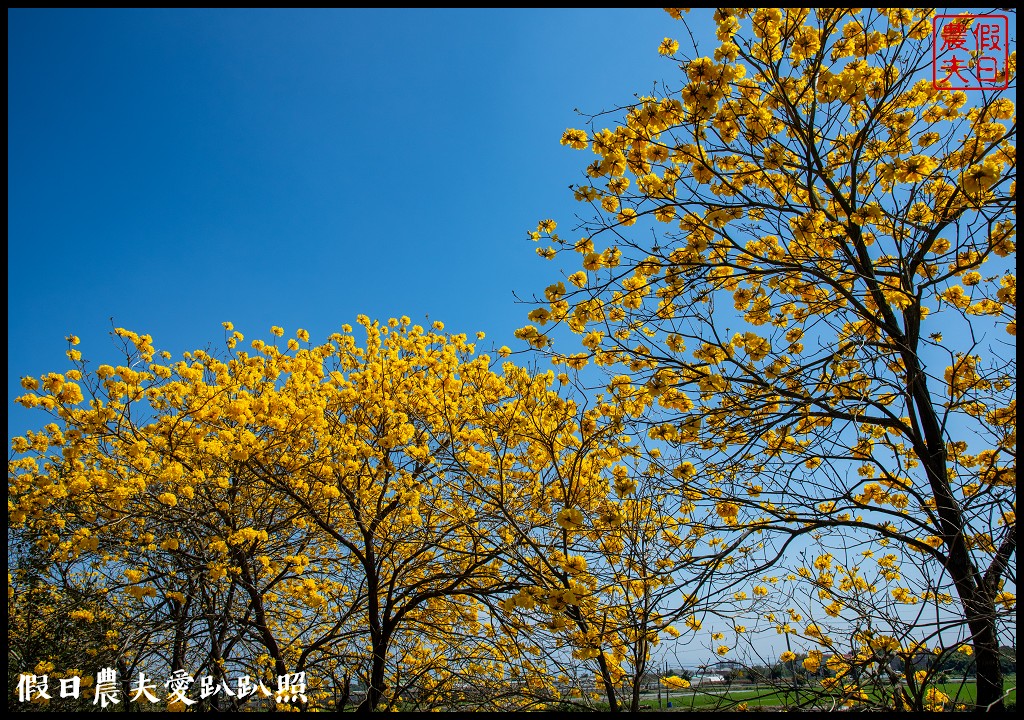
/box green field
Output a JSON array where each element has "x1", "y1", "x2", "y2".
[
  {"x1": 654, "y1": 676, "x2": 1017, "y2": 711},
  {"x1": 931, "y1": 679, "x2": 1017, "y2": 708}
]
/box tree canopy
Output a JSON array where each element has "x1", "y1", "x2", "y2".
[
  {"x1": 521, "y1": 6, "x2": 1015, "y2": 712},
  {"x1": 9, "y1": 7, "x2": 1017, "y2": 713}
]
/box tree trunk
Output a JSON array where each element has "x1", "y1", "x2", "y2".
[
  {"x1": 967, "y1": 595, "x2": 1004, "y2": 711},
  {"x1": 356, "y1": 645, "x2": 388, "y2": 712},
  {"x1": 338, "y1": 673, "x2": 350, "y2": 711},
  {"x1": 596, "y1": 652, "x2": 620, "y2": 712},
  {"x1": 907, "y1": 354, "x2": 1005, "y2": 711}
]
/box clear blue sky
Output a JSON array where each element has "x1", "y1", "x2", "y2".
[
  {"x1": 6, "y1": 6, "x2": 735, "y2": 671},
  {"x1": 8, "y1": 7, "x2": 696, "y2": 438},
  {"x1": 12, "y1": 9, "x2": 1009, "y2": 673}
]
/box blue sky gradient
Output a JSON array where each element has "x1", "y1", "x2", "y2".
[
  {"x1": 12, "y1": 9, "x2": 1011, "y2": 673},
  {"x1": 9, "y1": 8, "x2": 697, "y2": 437}
]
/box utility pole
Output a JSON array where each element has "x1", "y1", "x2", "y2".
[
  {"x1": 786, "y1": 632, "x2": 798, "y2": 708},
  {"x1": 664, "y1": 660, "x2": 670, "y2": 708}
]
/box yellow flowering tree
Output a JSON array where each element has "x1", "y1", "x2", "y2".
[
  {"x1": 8, "y1": 317, "x2": 579, "y2": 710},
  {"x1": 10, "y1": 325, "x2": 368, "y2": 709},
  {"x1": 524, "y1": 8, "x2": 1015, "y2": 710},
  {"x1": 487, "y1": 378, "x2": 689, "y2": 711},
  {"x1": 242, "y1": 316, "x2": 542, "y2": 711},
  {"x1": 7, "y1": 531, "x2": 125, "y2": 712}
]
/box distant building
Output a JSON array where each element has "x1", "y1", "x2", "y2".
[
  {"x1": 692, "y1": 673, "x2": 726, "y2": 685},
  {"x1": 634, "y1": 672, "x2": 663, "y2": 691}
]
